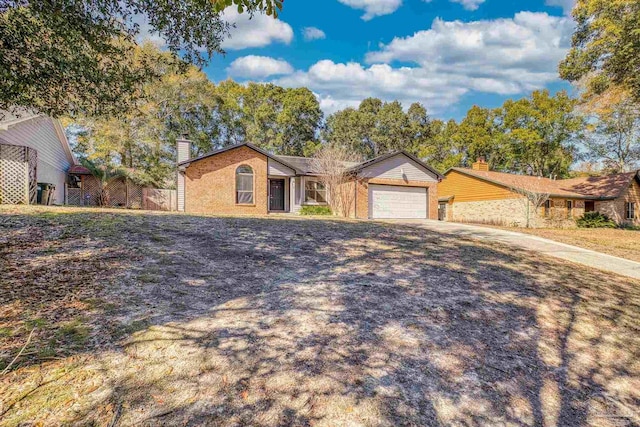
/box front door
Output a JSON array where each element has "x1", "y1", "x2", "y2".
[
  {"x1": 438, "y1": 203, "x2": 447, "y2": 221},
  {"x1": 269, "y1": 179, "x2": 285, "y2": 211}
]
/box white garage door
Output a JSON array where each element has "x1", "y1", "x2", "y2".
[{"x1": 369, "y1": 185, "x2": 427, "y2": 219}]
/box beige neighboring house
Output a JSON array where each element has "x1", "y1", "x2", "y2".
[
  {"x1": 0, "y1": 110, "x2": 76, "y2": 205},
  {"x1": 438, "y1": 159, "x2": 640, "y2": 227},
  {"x1": 176, "y1": 141, "x2": 443, "y2": 219}
]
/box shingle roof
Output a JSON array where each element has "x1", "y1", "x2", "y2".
[
  {"x1": 178, "y1": 142, "x2": 300, "y2": 173},
  {"x1": 68, "y1": 165, "x2": 92, "y2": 175},
  {"x1": 558, "y1": 172, "x2": 640, "y2": 199},
  {"x1": 181, "y1": 143, "x2": 442, "y2": 180},
  {"x1": 0, "y1": 109, "x2": 41, "y2": 130},
  {"x1": 448, "y1": 167, "x2": 640, "y2": 200},
  {"x1": 275, "y1": 155, "x2": 359, "y2": 175}
]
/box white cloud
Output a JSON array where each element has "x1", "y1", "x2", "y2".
[
  {"x1": 545, "y1": 0, "x2": 576, "y2": 16},
  {"x1": 222, "y1": 8, "x2": 294, "y2": 50},
  {"x1": 267, "y1": 12, "x2": 574, "y2": 115},
  {"x1": 302, "y1": 27, "x2": 327, "y2": 41},
  {"x1": 227, "y1": 56, "x2": 294, "y2": 78},
  {"x1": 337, "y1": 0, "x2": 403, "y2": 21},
  {"x1": 422, "y1": 0, "x2": 485, "y2": 11},
  {"x1": 449, "y1": 0, "x2": 486, "y2": 11},
  {"x1": 366, "y1": 12, "x2": 574, "y2": 94},
  {"x1": 275, "y1": 60, "x2": 466, "y2": 113}
]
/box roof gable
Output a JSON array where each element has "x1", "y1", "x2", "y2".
[
  {"x1": 349, "y1": 151, "x2": 443, "y2": 180},
  {"x1": 179, "y1": 143, "x2": 300, "y2": 173},
  {"x1": 356, "y1": 152, "x2": 440, "y2": 182}
]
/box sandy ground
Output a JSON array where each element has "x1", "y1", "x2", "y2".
[{"x1": 1, "y1": 206, "x2": 639, "y2": 426}]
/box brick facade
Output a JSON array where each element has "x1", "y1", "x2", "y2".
[
  {"x1": 182, "y1": 145, "x2": 441, "y2": 218},
  {"x1": 449, "y1": 197, "x2": 586, "y2": 228},
  {"x1": 354, "y1": 178, "x2": 439, "y2": 220},
  {"x1": 184, "y1": 146, "x2": 268, "y2": 214},
  {"x1": 595, "y1": 180, "x2": 640, "y2": 226}
]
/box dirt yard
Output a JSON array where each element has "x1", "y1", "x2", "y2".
[
  {"x1": 1, "y1": 206, "x2": 639, "y2": 426},
  {"x1": 484, "y1": 226, "x2": 640, "y2": 263}
]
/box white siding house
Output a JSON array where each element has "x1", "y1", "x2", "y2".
[
  {"x1": 357, "y1": 153, "x2": 438, "y2": 183},
  {"x1": 0, "y1": 112, "x2": 76, "y2": 205}
]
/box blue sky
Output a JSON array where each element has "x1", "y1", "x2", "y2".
[{"x1": 192, "y1": 0, "x2": 576, "y2": 120}]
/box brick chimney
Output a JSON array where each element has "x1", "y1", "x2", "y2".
[
  {"x1": 176, "y1": 134, "x2": 191, "y2": 212},
  {"x1": 472, "y1": 156, "x2": 489, "y2": 171}
]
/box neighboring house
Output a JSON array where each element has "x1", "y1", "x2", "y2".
[
  {"x1": 176, "y1": 140, "x2": 443, "y2": 219},
  {"x1": 438, "y1": 158, "x2": 640, "y2": 227},
  {"x1": 0, "y1": 110, "x2": 76, "y2": 205}
]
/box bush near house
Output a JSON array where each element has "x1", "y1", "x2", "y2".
[
  {"x1": 300, "y1": 205, "x2": 332, "y2": 216},
  {"x1": 576, "y1": 212, "x2": 617, "y2": 228}
]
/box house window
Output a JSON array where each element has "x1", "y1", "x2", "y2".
[
  {"x1": 236, "y1": 165, "x2": 254, "y2": 204},
  {"x1": 585, "y1": 201, "x2": 595, "y2": 212},
  {"x1": 544, "y1": 200, "x2": 552, "y2": 217},
  {"x1": 566, "y1": 200, "x2": 573, "y2": 218},
  {"x1": 305, "y1": 180, "x2": 327, "y2": 204},
  {"x1": 627, "y1": 202, "x2": 636, "y2": 220}
]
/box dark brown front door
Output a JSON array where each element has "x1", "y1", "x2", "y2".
[{"x1": 269, "y1": 179, "x2": 285, "y2": 211}]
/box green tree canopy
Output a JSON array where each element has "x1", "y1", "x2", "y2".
[
  {"x1": 500, "y1": 90, "x2": 584, "y2": 178},
  {"x1": 451, "y1": 105, "x2": 508, "y2": 170},
  {"x1": 323, "y1": 98, "x2": 429, "y2": 159},
  {"x1": 559, "y1": 0, "x2": 640, "y2": 105},
  {"x1": 0, "y1": 0, "x2": 283, "y2": 118},
  {"x1": 71, "y1": 46, "x2": 322, "y2": 187}
]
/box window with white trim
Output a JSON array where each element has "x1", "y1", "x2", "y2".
[
  {"x1": 304, "y1": 180, "x2": 327, "y2": 204},
  {"x1": 236, "y1": 165, "x2": 254, "y2": 204},
  {"x1": 566, "y1": 200, "x2": 573, "y2": 218},
  {"x1": 626, "y1": 202, "x2": 636, "y2": 220}
]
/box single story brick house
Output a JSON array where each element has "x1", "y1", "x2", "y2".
[
  {"x1": 176, "y1": 140, "x2": 443, "y2": 219},
  {"x1": 438, "y1": 158, "x2": 640, "y2": 227}
]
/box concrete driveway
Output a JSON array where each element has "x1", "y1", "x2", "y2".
[{"x1": 384, "y1": 220, "x2": 640, "y2": 280}]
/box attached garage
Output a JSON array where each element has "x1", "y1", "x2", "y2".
[
  {"x1": 350, "y1": 151, "x2": 442, "y2": 220},
  {"x1": 369, "y1": 184, "x2": 428, "y2": 219}
]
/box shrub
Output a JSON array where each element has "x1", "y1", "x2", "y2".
[
  {"x1": 619, "y1": 223, "x2": 640, "y2": 231},
  {"x1": 300, "y1": 205, "x2": 332, "y2": 216},
  {"x1": 576, "y1": 212, "x2": 617, "y2": 228}
]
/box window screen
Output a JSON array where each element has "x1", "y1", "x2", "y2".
[{"x1": 236, "y1": 165, "x2": 253, "y2": 204}]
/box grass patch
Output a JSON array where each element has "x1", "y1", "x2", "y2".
[
  {"x1": 137, "y1": 273, "x2": 161, "y2": 283},
  {"x1": 55, "y1": 319, "x2": 90, "y2": 348},
  {"x1": 150, "y1": 234, "x2": 170, "y2": 243},
  {"x1": 0, "y1": 327, "x2": 14, "y2": 337},
  {"x1": 25, "y1": 318, "x2": 47, "y2": 329},
  {"x1": 113, "y1": 319, "x2": 151, "y2": 340}
]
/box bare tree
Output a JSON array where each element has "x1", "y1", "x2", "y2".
[
  {"x1": 310, "y1": 146, "x2": 360, "y2": 217},
  {"x1": 511, "y1": 180, "x2": 551, "y2": 228}
]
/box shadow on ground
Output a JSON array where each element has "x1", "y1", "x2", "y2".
[{"x1": 1, "y1": 207, "x2": 639, "y2": 426}]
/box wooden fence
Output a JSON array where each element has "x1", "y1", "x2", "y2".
[
  {"x1": 65, "y1": 177, "x2": 176, "y2": 211},
  {"x1": 142, "y1": 188, "x2": 177, "y2": 211},
  {"x1": 0, "y1": 143, "x2": 37, "y2": 204}
]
